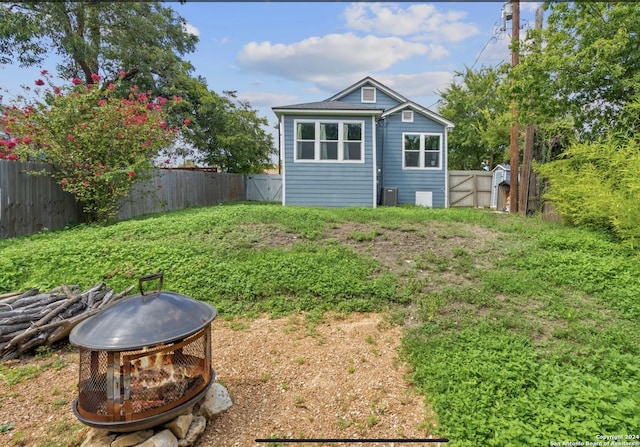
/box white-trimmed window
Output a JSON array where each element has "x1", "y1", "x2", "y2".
[
  {"x1": 402, "y1": 110, "x2": 414, "y2": 122},
  {"x1": 361, "y1": 87, "x2": 376, "y2": 103},
  {"x1": 403, "y1": 133, "x2": 442, "y2": 169},
  {"x1": 295, "y1": 120, "x2": 364, "y2": 162}
]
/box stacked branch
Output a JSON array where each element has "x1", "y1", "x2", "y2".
[{"x1": 0, "y1": 282, "x2": 133, "y2": 361}]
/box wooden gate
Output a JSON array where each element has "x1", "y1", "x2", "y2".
[
  {"x1": 448, "y1": 171, "x2": 492, "y2": 208},
  {"x1": 246, "y1": 174, "x2": 282, "y2": 202}
]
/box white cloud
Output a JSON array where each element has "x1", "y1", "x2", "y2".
[
  {"x1": 238, "y1": 33, "x2": 441, "y2": 83},
  {"x1": 342, "y1": 3, "x2": 480, "y2": 42},
  {"x1": 521, "y1": 2, "x2": 542, "y2": 14},
  {"x1": 237, "y1": 91, "x2": 299, "y2": 107},
  {"x1": 213, "y1": 37, "x2": 228, "y2": 46},
  {"x1": 183, "y1": 23, "x2": 200, "y2": 37},
  {"x1": 368, "y1": 72, "x2": 457, "y2": 101}
]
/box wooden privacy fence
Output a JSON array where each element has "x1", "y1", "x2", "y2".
[{"x1": 0, "y1": 160, "x2": 245, "y2": 239}]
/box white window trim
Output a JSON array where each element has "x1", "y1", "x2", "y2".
[
  {"x1": 402, "y1": 110, "x2": 414, "y2": 122},
  {"x1": 294, "y1": 119, "x2": 365, "y2": 163},
  {"x1": 402, "y1": 132, "x2": 443, "y2": 170},
  {"x1": 361, "y1": 87, "x2": 376, "y2": 103}
]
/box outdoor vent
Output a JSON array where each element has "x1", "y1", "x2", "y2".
[
  {"x1": 381, "y1": 188, "x2": 398, "y2": 206},
  {"x1": 361, "y1": 87, "x2": 376, "y2": 103},
  {"x1": 402, "y1": 110, "x2": 414, "y2": 122}
]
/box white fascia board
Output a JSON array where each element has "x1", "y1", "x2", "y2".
[
  {"x1": 326, "y1": 77, "x2": 409, "y2": 104},
  {"x1": 382, "y1": 102, "x2": 454, "y2": 129},
  {"x1": 272, "y1": 108, "x2": 383, "y2": 117}
]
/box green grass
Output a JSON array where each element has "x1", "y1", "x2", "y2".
[{"x1": 2, "y1": 203, "x2": 640, "y2": 445}]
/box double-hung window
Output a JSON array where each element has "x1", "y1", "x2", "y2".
[
  {"x1": 403, "y1": 133, "x2": 442, "y2": 169},
  {"x1": 295, "y1": 120, "x2": 364, "y2": 162}
]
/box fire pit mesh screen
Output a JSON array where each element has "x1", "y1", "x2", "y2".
[{"x1": 76, "y1": 327, "x2": 211, "y2": 422}]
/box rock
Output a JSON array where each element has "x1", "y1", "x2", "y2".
[
  {"x1": 177, "y1": 416, "x2": 207, "y2": 447},
  {"x1": 165, "y1": 413, "x2": 193, "y2": 439},
  {"x1": 137, "y1": 429, "x2": 178, "y2": 447},
  {"x1": 80, "y1": 428, "x2": 117, "y2": 447},
  {"x1": 198, "y1": 383, "x2": 232, "y2": 420},
  {"x1": 111, "y1": 430, "x2": 154, "y2": 447}
]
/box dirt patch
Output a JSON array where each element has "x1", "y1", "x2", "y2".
[{"x1": 0, "y1": 313, "x2": 439, "y2": 446}]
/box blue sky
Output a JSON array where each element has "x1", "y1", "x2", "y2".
[{"x1": 0, "y1": 2, "x2": 542, "y2": 138}]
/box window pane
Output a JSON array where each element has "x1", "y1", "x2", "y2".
[
  {"x1": 405, "y1": 152, "x2": 419, "y2": 167},
  {"x1": 424, "y1": 151, "x2": 439, "y2": 167},
  {"x1": 320, "y1": 142, "x2": 338, "y2": 160},
  {"x1": 424, "y1": 135, "x2": 440, "y2": 150},
  {"x1": 297, "y1": 122, "x2": 315, "y2": 140},
  {"x1": 320, "y1": 123, "x2": 338, "y2": 140},
  {"x1": 297, "y1": 141, "x2": 315, "y2": 159},
  {"x1": 404, "y1": 134, "x2": 420, "y2": 150},
  {"x1": 344, "y1": 123, "x2": 362, "y2": 141},
  {"x1": 344, "y1": 142, "x2": 361, "y2": 160}
]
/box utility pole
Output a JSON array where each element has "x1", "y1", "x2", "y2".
[
  {"x1": 509, "y1": 0, "x2": 520, "y2": 214},
  {"x1": 518, "y1": 6, "x2": 543, "y2": 216}
]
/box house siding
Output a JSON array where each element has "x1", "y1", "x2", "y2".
[
  {"x1": 379, "y1": 111, "x2": 448, "y2": 207},
  {"x1": 337, "y1": 88, "x2": 401, "y2": 110},
  {"x1": 282, "y1": 114, "x2": 376, "y2": 208}
]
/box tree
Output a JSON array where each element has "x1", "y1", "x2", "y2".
[
  {"x1": 160, "y1": 73, "x2": 275, "y2": 173},
  {"x1": 437, "y1": 66, "x2": 511, "y2": 170},
  {"x1": 2, "y1": 72, "x2": 185, "y2": 224},
  {"x1": 0, "y1": 1, "x2": 197, "y2": 88},
  {"x1": 512, "y1": 2, "x2": 640, "y2": 141},
  {"x1": 0, "y1": 1, "x2": 275, "y2": 173}
]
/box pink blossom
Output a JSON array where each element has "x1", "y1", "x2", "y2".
[
  {"x1": 83, "y1": 180, "x2": 89, "y2": 186},
  {"x1": 158, "y1": 97, "x2": 167, "y2": 105},
  {"x1": 35, "y1": 79, "x2": 45, "y2": 86},
  {"x1": 183, "y1": 119, "x2": 191, "y2": 126},
  {"x1": 108, "y1": 83, "x2": 115, "y2": 91},
  {"x1": 7, "y1": 154, "x2": 19, "y2": 161},
  {"x1": 7, "y1": 140, "x2": 16, "y2": 148},
  {"x1": 119, "y1": 70, "x2": 126, "y2": 79},
  {"x1": 67, "y1": 134, "x2": 74, "y2": 140},
  {"x1": 91, "y1": 73, "x2": 101, "y2": 82},
  {"x1": 61, "y1": 178, "x2": 68, "y2": 186},
  {"x1": 40, "y1": 70, "x2": 49, "y2": 76},
  {"x1": 127, "y1": 171, "x2": 135, "y2": 178},
  {"x1": 97, "y1": 99, "x2": 107, "y2": 107},
  {"x1": 22, "y1": 136, "x2": 32, "y2": 144},
  {"x1": 72, "y1": 78, "x2": 83, "y2": 85}
]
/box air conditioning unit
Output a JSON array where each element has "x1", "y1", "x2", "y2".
[{"x1": 381, "y1": 188, "x2": 398, "y2": 206}]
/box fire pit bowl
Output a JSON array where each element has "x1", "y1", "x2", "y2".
[{"x1": 69, "y1": 273, "x2": 217, "y2": 432}]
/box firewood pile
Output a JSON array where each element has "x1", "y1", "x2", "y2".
[{"x1": 0, "y1": 282, "x2": 134, "y2": 361}]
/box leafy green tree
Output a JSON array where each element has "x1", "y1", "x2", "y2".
[
  {"x1": 161, "y1": 73, "x2": 275, "y2": 173},
  {"x1": 0, "y1": 1, "x2": 197, "y2": 88},
  {"x1": 2, "y1": 72, "x2": 184, "y2": 223},
  {"x1": 512, "y1": 2, "x2": 640, "y2": 141},
  {"x1": 0, "y1": 1, "x2": 274, "y2": 174},
  {"x1": 535, "y1": 95, "x2": 640, "y2": 248},
  {"x1": 438, "y1": 66, "x2": 511, "y2": 170}
]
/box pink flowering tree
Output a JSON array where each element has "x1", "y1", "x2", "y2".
[{"x1": 1, "y1": 71, "x2": 187, "y2": 224}]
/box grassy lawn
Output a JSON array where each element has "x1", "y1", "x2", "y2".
[{"x1": 1, "y1": 202, "x2": 639, "y2": 445}]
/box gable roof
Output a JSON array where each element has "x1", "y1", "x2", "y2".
[
  {"x1": 383, "y1": 101, "x2": 454, "y2": 129},
  {"x1": 272, "y1": 100, "x2": 383, "y2": 117},
  {"x1": 326, "y1": 76, "x2": 409, "y2": 103}
]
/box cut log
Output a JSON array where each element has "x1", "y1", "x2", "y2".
[{"x1": 0, "y1": 282, "x2": 134, "y2": 360}]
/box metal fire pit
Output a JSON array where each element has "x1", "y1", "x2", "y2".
[{"x1": 69, "y1": 273, "x2": 217, "y2": 432}]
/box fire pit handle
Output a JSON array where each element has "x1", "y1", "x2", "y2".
[{"x1": 138, "y1": 273, "x2": 164, "y2": 296}]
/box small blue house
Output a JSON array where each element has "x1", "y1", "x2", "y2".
[{"x1": 272, "y1": 76, "x2": 454, "y2": 208}]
